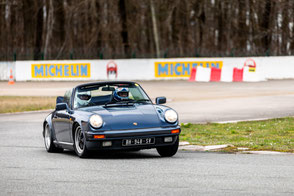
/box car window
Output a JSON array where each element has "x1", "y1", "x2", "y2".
[
  {"x1": 64, "y1": 89, "x2": 72, "y2": 108},
  {"x1": 91, "y1": 88, "x2": 113, "y2": 97},
  {"x1": 73, "y1": 84, "x2": 150, "y2": 109}
]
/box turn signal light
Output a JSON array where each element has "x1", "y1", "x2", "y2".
[
  {"x1": 94, "y1": 135, "x2": 105, "y2": 139},
  {"x1": 171, "y1": 129, "x2": 180, "y2": 134}
]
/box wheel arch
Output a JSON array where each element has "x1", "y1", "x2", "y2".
[
  {"x1": 72, "y1": 121, "x2": 80, "y2": 139},
  {"x1": 43, "y1": 113, "x2": 53, "y2": 137},
  {"x1": 43, "y1": 121, "x2": 47, "y2": 137}
]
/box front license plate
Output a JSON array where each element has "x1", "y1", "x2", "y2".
[{"x1": 122, "y1": 138, "x2": 155, "y2": 146}]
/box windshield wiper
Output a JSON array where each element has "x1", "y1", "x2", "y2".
[
  {"x1": 132, "y1": 99, "x2": 151, "y2": 103},
  {"x1": 104, "y1": 101, "x2": 134, "y2": 107},
  {"x1": 121, "y1": 99, "x2": 151, "y2": 104},
  {"x1": 104, "y1": 99, "x2": 150, "y2": 107}
]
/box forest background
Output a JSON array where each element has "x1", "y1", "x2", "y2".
[{"x1": 0, "y1": 0, "x2": 293, "y2": 60}]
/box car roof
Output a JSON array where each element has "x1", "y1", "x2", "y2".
[{"x1": 75, "y1": 81, "x2": 136, "y2": 89}]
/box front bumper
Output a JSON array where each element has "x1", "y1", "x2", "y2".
[{"x1": 85, "y1": 126, "x2": 181, "y2": 150}]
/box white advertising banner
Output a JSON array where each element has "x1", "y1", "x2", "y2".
[
  {"x1": 15, "y1": 59, "x2": 155, "y2": 81},
  {"x1": 6, "y1": 56, "x2": 294, "y2": 81}
]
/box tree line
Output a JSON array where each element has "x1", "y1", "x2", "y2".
[{"x1": 0, "y1": 0, "x2": 293, "y2": 60}]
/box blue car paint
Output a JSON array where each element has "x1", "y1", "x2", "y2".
[{"x1": 43, "y1": 81, "x2": 180, "y2": 151}]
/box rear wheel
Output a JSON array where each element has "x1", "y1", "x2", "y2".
[
  {"x1": 74, "y1": 125, "x2": 90, "y2": 158},
  {"x1": 44, "y1": 124, "x2": 63, "y2": 153},
  {"x1": 156, "y1": 137, "x2": 179, "y2": 157}
]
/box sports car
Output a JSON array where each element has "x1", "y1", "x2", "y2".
[{"x1": 43, "y1": 81, "x2": 181, "y2": 158}]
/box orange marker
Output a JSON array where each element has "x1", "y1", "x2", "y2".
[{"x1": 8, "y1": 69, "x2": 15, "y2": 85}]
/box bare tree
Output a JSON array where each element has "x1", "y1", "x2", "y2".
[{"x1": 0, "y1": 0, "x2": 293, "y2": 60}]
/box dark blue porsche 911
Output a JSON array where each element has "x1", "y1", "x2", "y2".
[{"x1": 43, "y1": 81, "x2": 181, "y2": 158}]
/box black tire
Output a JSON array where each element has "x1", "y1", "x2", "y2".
[
  {"x1": 156, "y1": 137, "x2": 179, "y2": 157},
  {"x1": 44, "y1": 124, "x2": 63, "y2": 153},
  {"x1": 73, "y1": 125, "x2": 90, "y2": 158}
]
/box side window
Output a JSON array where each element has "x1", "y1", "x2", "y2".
[{"x1": 64, "y1": 89, "x2": 72, "y2": 108}]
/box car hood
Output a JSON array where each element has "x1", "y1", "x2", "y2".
[{"x1": 85, "y1": 104, "x2": 162, "y2": 130}]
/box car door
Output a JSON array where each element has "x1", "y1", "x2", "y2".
[{"x1": 52, "y1": 90, "x2": 72, "y2": 143}]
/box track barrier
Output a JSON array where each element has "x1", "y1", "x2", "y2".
[
  {"x1": 210, "y1": 67, "x2": 222, "y2": 82},
  {"x1": 189, "y1": 67, "x2": 221, "y2": 82},
  {"x1": 196, "y1": 66, "x2": 211, "y2": 82},
  {"x1": 3, "y1": 56, "x2": 292, "y2": 81},
  {"x1": 233, "y1": 68, "x2": 244, "y2": 82},
  {"x1": 189, "y1": 67, "x2": 196, "y2": 81}
]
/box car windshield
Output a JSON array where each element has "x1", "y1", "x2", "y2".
[{"x1": 73, "y1": 83, "x2": 151, "y2": 108}]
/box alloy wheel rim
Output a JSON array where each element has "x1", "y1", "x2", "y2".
[
  {"x1": 44, "y1": 125, "x2": 51, "y2": 149},
  {"x1": 75, "y1": 127, "x2": 84, "y2": 154}
]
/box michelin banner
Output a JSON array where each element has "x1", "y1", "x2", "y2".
[
  {"x1": 31, "y1": 63, "x2": 90, "y2": 78},
  {"x1": 15, "y1": 59, "x2": 154, "y2": 81},
  {"x1": 154, "y1": 61, "x2": 223, "y2": 78}
]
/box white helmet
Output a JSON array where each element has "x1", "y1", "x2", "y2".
[{"x1": 76, "y1": 91, "x2": 91, "y2": 107}]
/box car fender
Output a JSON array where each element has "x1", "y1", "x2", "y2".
[
  {"x1": 154, "y1": 105, "x2": 179, "y2": 126},
  {"x1": 70, "y1": 113, "x2": 90, "y2": 142},
  {"x1": 43, "y1": 113, "x2": 55, "y2": 138}
]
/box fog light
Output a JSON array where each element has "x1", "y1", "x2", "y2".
[
  {"x1": 102, "y1": 141, "x2": 112, "y2": 147},
  {"x1": 164, "y1": 137, "x2": 173, "y2": 143}
]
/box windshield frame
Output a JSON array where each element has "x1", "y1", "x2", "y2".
[{"x1": 73, "y1": 82, "x2": 152, "y2": 109}]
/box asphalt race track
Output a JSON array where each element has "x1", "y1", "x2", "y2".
[
  {"x1": 0, "y1": 112, "x2": 293, "y2": 195},
  {"x1": 0, "y1": 80, "x2": 294, "y2": 195}
]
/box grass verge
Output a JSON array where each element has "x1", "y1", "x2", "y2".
[
  {"x1": 180, "y1": 117, "x2": 294, "y2": 152},
  {"x1": 0, "y1": 96, "x2": 56, "y2": 113}
]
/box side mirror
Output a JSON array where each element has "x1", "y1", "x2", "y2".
[
  {"x1": 56, "y1": 103, "x2": 68, "y2": 111},
  {"x1": 155, "y1": 97, "x2": 166, "y2": 105},
  {"x1": 56, "y1": 96, "x2": 64, "y2": 104}
]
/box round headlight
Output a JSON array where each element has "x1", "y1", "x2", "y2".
[
  {"x1": 89, "y1": 115, "x2": 103, "y2": 128},
  {"x1": 164, "y1": 109, "x2": 178, "y2": 123}
]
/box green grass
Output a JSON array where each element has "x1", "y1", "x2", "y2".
[
  {"x1": 0, "y1": 96, "x2": 56, "y2": 113},
  {"x1": 180, "y1": 118, "x2": 294, "y2": 152}
]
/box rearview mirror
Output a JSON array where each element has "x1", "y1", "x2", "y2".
[
  {"x1": 155, "y1": 97, "x2": 166, "y2": 105},
  {"x1": 102, "y1": 86, "x2": 115, "y2": 91},
  {"x1": 56, "y1": 103, "x2": 68, "y2": 111},
  {"x1": 56, "y1": 96, "x2": 64, "y2": 104}
]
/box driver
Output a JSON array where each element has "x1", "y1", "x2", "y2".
[
  {"x1": 76, "y1": 91, "x2": 91, "y2": 107},
  {"x1": 113, "y1": 87, "x2": 129, "y2": 101}
]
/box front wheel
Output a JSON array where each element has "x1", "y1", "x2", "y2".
[
  {"x1": 74, "y1": 125, "x2": 90, "y2": 158},
  {"x1": 156, "y1": 137, "x2": 179, "y2": 157},
  {"x1": 44, "y1": 124, "x2": 63, "y2": 153}
]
